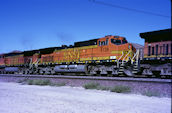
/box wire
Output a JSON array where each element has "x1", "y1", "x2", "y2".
[{"x1": 89, "y1": 0, "x2": 171, "y2": 18}]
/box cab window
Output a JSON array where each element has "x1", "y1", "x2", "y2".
[{"x1": 99, "y1": 38, "x2": 109, "y2": 46}]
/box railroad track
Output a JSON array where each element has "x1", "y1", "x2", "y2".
[
  {"x1": 0, "y1": 74, "x2": 171, "y2": 83},
  {"x1": 0, "y1": 74, "x2": 171, "y2": 97}
]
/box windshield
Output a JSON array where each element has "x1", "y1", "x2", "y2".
[
  {"x1": 122, "y1": 40, "x2": 128, "y2": 44},
  {"x1": 111, "y1": 39, "x2": 121, "y2": 45},
  {"x1": 111, "y1": 39, "x2": 128, "y2": 45}
]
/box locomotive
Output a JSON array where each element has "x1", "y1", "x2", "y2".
[
  {"x1": 0, "y1": 35, "x2": 138, "y2": 76},
  {"x1": 139, "y1": 29, "x2": 171, "y2": 78}
]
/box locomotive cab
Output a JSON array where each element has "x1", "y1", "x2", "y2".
[
  {"x1": 96, "y1": 35, "x2": 138, "y2": 76},
  {"x1": 98, "y1": 35, "x2": 128, "y2": 46},
  {"x1": 97, "y1": 35, "x2": 136, "y2": 61}
]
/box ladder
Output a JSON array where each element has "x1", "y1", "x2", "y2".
[
  {"x1": 118, "y1": 61, "x2": 126, "y2": 75},
  {"x1": 29, "y1": 58, "x2": 40, "y2": 69},
  {"x1": 118, "y1": 50, "x2": 131, "y2": 75},
  {"x1": 131, "y1": 49, "x2": 140, "y2": 74}
]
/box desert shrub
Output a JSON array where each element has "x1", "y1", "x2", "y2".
[
  {"x1": 18, "y1": 79, "x2": 67, "y2": 86},
  {"x1": 83, "y1": 82, "x2": 100, "y2": 89},
  {"x1": 142, "y1": 90, "x2": 160, "y2": 97},
  {"x1": 110, "y1": 85, "x2": 131, "y2": 93},
  {"x1": 26, "y1": 79, "x2": 51, "y2": 86},
  {"x1": 27, "y1": 79, "x2": 34, "y2": 85},
  {"x1": 33, "y1": 79, "x2": 51, "y2": 85}
]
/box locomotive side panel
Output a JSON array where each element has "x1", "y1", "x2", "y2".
[
  {"x1": 52, "y1": 36, "x2": 135, "y2": 64},
  {"x1": 144, "y1": 41, "x2": 172, "y2": 60},
  {"x1": 4, "y1": 55, "x2": 24, "y2": 66},
  {"x1": 41, "y1": 54, "x2": 54, "y2": 64},
  {"x1": 79, "y1": 46, "x2": 96, "y2": 61}
]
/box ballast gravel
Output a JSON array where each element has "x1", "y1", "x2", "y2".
[{"x1": 0, "y1": 82, "x2": 171, "y2": 113}]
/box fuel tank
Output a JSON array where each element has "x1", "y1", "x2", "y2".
[
  {"x1": 5, "y1": 67, "x2": 19, "y2": 72},
  {"x1": 54, "y1": 65, "x2": 86, "y2": 73}
]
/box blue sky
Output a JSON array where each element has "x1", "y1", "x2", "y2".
[{"x1": 0, "y1": 0, "x2": 171, "y2": 53}]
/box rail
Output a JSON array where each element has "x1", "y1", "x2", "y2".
[{"x1": 0, "y1": 74, "x2": 171, "y2": 83}]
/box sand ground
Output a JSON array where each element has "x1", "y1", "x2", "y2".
[{"x1": 0, "y1": 82, "x2": 171, "y2": 113}]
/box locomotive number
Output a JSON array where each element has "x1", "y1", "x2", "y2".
[{"x1": 101, "y1": 47, "x2": 109, "y2": 52}]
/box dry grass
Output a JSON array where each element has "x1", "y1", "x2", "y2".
[
  {"x1": 18, "y1": 79, "x2": 66, "y2": 86},
  {"x1": 142, "y1": 90, "x2": 160, "y2": 97},
  {"x1": 83, "y1": 82, "x2": 100, "y2": 89}
]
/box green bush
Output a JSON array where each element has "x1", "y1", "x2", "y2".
[
  {"x1": 34, "y1": 79, "x2": 51, "y2": 86},
  {"x1": 51, "y1": 82, "x2": 66, "y2": 86},
  {"x1": 83, "y1": 82, "x2": 100, "y2": 89},
  {"x1": 110, "y1": 85, "x2": 131, "y2": 93},
  {"x1": 26, "y1": 79, "x2": 51, "y2": 86},
  {"x1": 142, "y1": 90, "x2": 160, "y2": 97},
  {"x1": 27, "y1": 79, "x2": 34, "y2": 85},
  {"x1": 18, "y1": 79, "x2": 67, "y2": 86}
]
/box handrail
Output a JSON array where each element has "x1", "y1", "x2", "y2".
[
  {"x1": 34, "y1": 58, "x2": 40, "y2": 66},
  {"x1": 117, "y1": 51, "x2": 124, "y2": 68},
  {"x1": 29, "y1": 58, "x2": 32, "y2": 65},
  {"x1": 122, "y1": 50, "x2": 131, "y2": 63},
  {"x1": 136, "y1": 49, "x2": 140, "y2": 61},
  {"x1": 131, "y1": 49, "x2": 139, "y2": 64},
  {"x1": 29, "y1": 58, "x2": 32, "y2": 69},
  {"x1": 29, "y1": 58, "x2": 40, "y2": 69},
  {"x1": 34, "y1": 58, "x2": 40, "y2": 68}
]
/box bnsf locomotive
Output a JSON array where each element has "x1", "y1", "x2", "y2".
[
  {"x1": 0, "y1": 29, "x2": 171, "y2": 78},
  {"x1": 140, "y1": 29, "x2": 172, "y2": 78},
  {"x1": 0, "y1": 35, "x2": 137, "y2": 76}
]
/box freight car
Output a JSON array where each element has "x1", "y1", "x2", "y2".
[
  {"x1": 0, "y1": 35, "x2": 139, "y2": 76},
  {"x1": 139, "y1": 29, "x2": 172, "y2": 78}
]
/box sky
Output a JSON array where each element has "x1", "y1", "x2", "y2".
[{"x1": 0, "y1": 0, "x2": 171, "y2": 53}]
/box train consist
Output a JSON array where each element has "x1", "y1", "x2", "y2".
[{"x1": 0, "y1": 29, "x2": 171, "y2": 78}]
